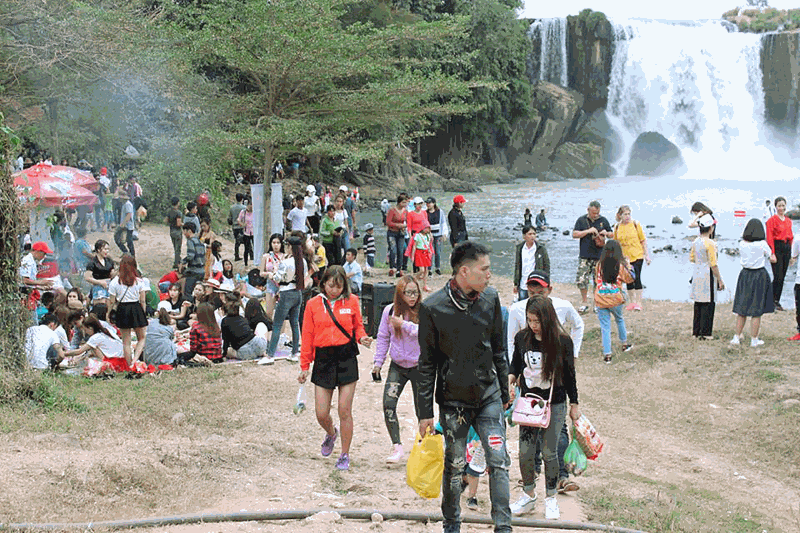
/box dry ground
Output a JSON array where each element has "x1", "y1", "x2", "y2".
[{"x1": 1, "y1": 222, "x2": 798, "y2": 532}]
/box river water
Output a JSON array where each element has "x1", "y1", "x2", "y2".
[{"x1": 360, "y1": 174, "x2": 800, "y2": 306}]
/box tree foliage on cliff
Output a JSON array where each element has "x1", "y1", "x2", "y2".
[{"x1": 160, "y1": 0, "x2": 485, "y2": 169}]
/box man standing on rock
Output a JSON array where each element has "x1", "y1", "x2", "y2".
[
  {"x1": 417, "y1": 241, "x2": 512, "y2": 533},
  {"x1": 571, "y1": 200, "x2": 612, "y2": 313}
]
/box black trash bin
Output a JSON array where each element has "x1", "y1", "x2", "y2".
[{"x1": 360, "y1": 282, "x2": 395, "y2": 336}]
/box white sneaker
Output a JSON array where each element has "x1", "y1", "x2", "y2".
[
  {"x1": 257, "y1": 356, "x2": 274, "y2": 365},
  {"x1": 287, "y1": 353, "x2": 299, "y2": 363},
  {"x1": 509, "y1": 492, "x2": 536, "y2": 515},
  {"x1": 544, "y1": 496, "x2": 560, "y2": 520},
  {"x1": 386, "y1": 444, "x2": 403, "y2": 463},
  {"x1": 750, "y1": 338, "x2": 764, "y2": 347},
  {"x1": 730, "y1": 335, "x2": 740, "y2": 345}
]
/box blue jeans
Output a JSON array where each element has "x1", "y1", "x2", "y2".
[
  {"x1": 519, "y1": 402, "x2": 568, "y2": 498},
  {"x1": 597, "y1": 304, "x2": 627, "y2": 354},
  {"x1": 268, "y1": 289, "x2": 302, "y2": 357},
  {"x1": 432, "y1": 235, "x2": 443, "y2": 269},
  {"x1": 386, "y1": 231, "x2": 406, "y2": 272},
  {"x1": 440, "y1": 399, "x2": 512, "y2": 533}
]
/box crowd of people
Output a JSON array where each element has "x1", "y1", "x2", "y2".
[{"x1": 17, "y1": 164, "x2": 799, "y2": 530}]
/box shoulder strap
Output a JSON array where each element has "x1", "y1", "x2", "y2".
[{"x1": 322, "y1": 298, "x2": 355, "y2": 342}]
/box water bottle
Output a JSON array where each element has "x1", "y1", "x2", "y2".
[{"x1": 293, "y1": 384, "x2": 306, "y2": 415}]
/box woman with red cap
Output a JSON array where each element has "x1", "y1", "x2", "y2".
[{"x1": 448, "y1": 194, "x2": 468, "y2": 247}]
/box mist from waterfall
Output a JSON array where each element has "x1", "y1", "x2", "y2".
[
  {"x1": 529, "y1": 18, "x2": 568, "y2": 87},
  {"x1": 604, "y1": 19, "x2": 798, "y2": 181}
]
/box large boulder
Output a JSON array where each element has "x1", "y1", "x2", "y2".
[
  {"x1": 572, "y1": 110, "x2": 624, "y2": 163},
  {"x1": 626, "y1": 132, "x2": 687, "y2": 176},
  {"x1": 550, "y1": 142, "x2": 611, "y2": 179}
]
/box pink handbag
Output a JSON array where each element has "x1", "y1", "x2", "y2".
[{"x1": 511, "y1": 385, "x2": 554, "y2": 428}]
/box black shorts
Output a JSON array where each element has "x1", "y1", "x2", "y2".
[{"x1": 311, "y1": 343, "x2": 359, "y2": 390}]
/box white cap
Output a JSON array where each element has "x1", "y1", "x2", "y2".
[
  {"x1": 339, "y1": 185, "x2": 348, "y2": 192},
  {"x1": 698, "y1": 214, "x2": 715, "y2": 229},
  {"x1": 306, "y1": 184, "x2": 315, "y2": 192},
  {"x1": 413, "y1": 196, "x2": 424, "y2": 205},
  {"x1": 157, "y1": 301, "x2": 172, "y2": 312}
]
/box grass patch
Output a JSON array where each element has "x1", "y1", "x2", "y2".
[
  {"x1": 757, "y1": 369, "x2": 785, "y2": 383},
  {"x1": 583, "y1": 485, "x2": 774, "y2": 532}
]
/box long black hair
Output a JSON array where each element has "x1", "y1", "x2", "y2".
[
  {"x1": 523, "y1": 295, "x2": 567, "y2": 385},
  {"x1": 599, "y1": 239, "x2": 624, "y2": 284},
  {"x1": 287, "y1": 230, "x2": 306, "y2": 291}
]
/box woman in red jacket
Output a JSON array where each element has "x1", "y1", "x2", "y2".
[
  {"x1": 765, "y1": 196, "x2": 793, "y2": 310},
  {"x1": 298, "y1": 265, "x2": 373, "y2": 471}
]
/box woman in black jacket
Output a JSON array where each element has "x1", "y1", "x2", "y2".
[{"x1": 508, "y1": 296, "x2": 581, "y2": 521}]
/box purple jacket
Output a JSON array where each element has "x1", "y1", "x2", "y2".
[{"x1": 373, "y1": 304, "x2": 420, "y2": 369}]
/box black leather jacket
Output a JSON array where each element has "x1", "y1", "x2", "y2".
[{"x1": 416, "y1": 284, "x2": 509, "y2": 419}]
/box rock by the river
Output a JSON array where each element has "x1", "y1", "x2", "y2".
[{"x1": 672, "y1": 216, "x2": 683, "y2": 224}]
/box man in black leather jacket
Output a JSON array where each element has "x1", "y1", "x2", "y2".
[{"x1": 417, "y1": 241, "x2": 512, "y2": 533}]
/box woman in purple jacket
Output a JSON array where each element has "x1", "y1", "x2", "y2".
[{"x1": 372, "y1": 275, "x2": 422, "y2": 464}]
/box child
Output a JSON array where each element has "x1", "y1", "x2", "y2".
[
  {"x1": 731, "y1": 219, "x2": 776, "y2": 347},
  {"x1": 690, "y1": 215, "x2": 725, "y2": 339},
  {"x1": 790, "y1": 234, "x2": 800, "y2": 341},
  {"x1": 594, "y1": 239, "x2": 634, "y2": 363},
  {"x1": 189, "y1": 302, "x2": 223, "y2": 362},
  {"x1": 343, "y1": 248, "x2": 363, "y2": 295},
  {"x1": 362, "y1": 223, "x2": 376, "y2": 273},
  {"x1": 413, "y1": 225, "x2": 433, "y2": 292}
]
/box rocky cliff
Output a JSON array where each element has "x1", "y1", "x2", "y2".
[
  {"x1": 761, "y1": 32, "x2": 800, "y2": 136},
  {"x1": 566, "y1": 10, "x2": 615, "y2": 113}
]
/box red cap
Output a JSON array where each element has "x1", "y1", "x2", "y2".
[
  {"x1": 453, "y1": 194, "x2": 467, "y2": 204},
  {"x1": 32, "y1": 241, "x2": 53, "y2": 254},
  {"x1": 100, "y1": 167, "x2": 107, "y2": 176}
]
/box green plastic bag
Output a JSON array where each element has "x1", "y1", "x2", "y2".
[
  {"x1": 406, "y1": 432, "x2": 444, "y2": 499},
  {"x1": 563, "y1": 428, "x2": 588, "y2": 476}
]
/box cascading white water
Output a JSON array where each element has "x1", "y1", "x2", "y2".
[
  {"x1": 530, "y1": 18, "x2": 568, "y2": 87},
  {"x1": 605, "y1": 19, "x2": 796, "y2": 181}
]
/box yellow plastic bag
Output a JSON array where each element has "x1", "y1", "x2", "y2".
[{"x1": 406, "y1": 432, "x2": 444, "y2": 499}]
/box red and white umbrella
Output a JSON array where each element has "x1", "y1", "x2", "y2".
[{"x1": 14, "y1": 165, "x2": 98, "y2": 208}]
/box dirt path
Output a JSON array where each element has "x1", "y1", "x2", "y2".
[{"x1": 2, "y1": 221, "x2": 798, "y2": 532}]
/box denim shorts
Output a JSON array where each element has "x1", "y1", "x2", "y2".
[
  {"x1": 236, "y1": 336, "x2": 267, "y2": 360},
  {"x1": 91, "y1": 285, "x2": 110, "y2": 301}
]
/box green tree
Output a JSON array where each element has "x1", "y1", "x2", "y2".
[{"x1": 163, "y1": 0, "x2": 482, "y2": 173}]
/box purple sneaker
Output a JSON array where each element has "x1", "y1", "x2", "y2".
[
  {"x1": 335, "y1": 452, "x2": 350, "y2": 470},
  {"x1": 321, "y1": 428, "x2": 338, "y2": 457}
]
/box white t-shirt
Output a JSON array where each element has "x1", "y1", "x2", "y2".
[
  {"x1": 25, "y1": 325, "x2": 60, "y2": 369},
  {"x1": 792, "y1": 238, "x2": 800, "y2": 285},
  {"x1": 287, "y1": 207, "x2": 309, "y2": 232},
  {"x1": 108, "y1": 276, "x2": 145, "y2": 303},
  {"x1": 19, "y1": 253, "x2": 38, "y2": 282},
  {"x1": 305, "y1": 194, "x2": 320, "y2": 217},
  {"x1": 507, "y1": 295, "x2": 584, "y2": 361},
  {"x1": 519, "y1": 243, "x2": 537, "y2": 290},
  {"x1": 334, "y1": 209, "x2": 349, "y2": 230},
  {"x1": 86, "y1": 332, "x2": 124, "y2": 359},
  {"x1": 55, "y1": 325, "x2": 70, "y2": 348},
  {"x1": 739, "y1": 240, "x2": 772, "y2": 270}
]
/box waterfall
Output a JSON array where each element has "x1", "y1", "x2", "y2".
[
  {"x1": 605, "y1": 19, "x2": 796, "y2": 180},
  {"x1": 529, "y1": 18, "x2": 568, "y2": 88}
]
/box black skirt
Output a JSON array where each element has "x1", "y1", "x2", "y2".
[
  {"x1": 311, "y1": 343, "x2": 359, "y2": 390},
  {"x1": 115, "y1": 301, "x2": 148, "y2": 329},
  {"x1": 732, "y1": 267, "x2": 774, "y2": 317}
]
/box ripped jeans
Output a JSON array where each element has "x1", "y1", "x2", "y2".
[
  {"x1": 383, "y1": 361, "x2": 420, "y2": 445},
  {"x1": 439, "y1": 398, "x2": 512, "y2": 533},
  {"x1": 518, "y1": 401, "x2": 568, "y2": 498}
]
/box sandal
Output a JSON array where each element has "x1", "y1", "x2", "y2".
[
  {"x1": 603, "y1": 354, "x2": 613, "y2": 363},
  {"x1": 578, "y1": 305, "x2": 589, "y2": 314},
  {"x1": 557, "y1": 478, "x2": 580, "y2": 494}
]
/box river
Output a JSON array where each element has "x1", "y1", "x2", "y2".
[{"x1": 360, "y1": 174, "x2": 800, "y2": 306}]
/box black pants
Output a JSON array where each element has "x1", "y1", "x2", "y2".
[
  {"x1": 170, "y1": 228, "x2": 182, "y2": 269},
  {"x1": 795, "y1": 284, "x2": 800, "y2": 333},
  {"x1": 115, "y1": 228, "x2": 135, "y2": 257},
  {"x1": 242, "y1": 235, "x2": 254, "y2": 266},
  {"x1": 323, "y1": 241, "x2": 340, "y2": 266},
  {"x1": 233, "y1": 228, "x2": 243, "y2": 260},
  {"x1": 772, "y1": 240, "x2": 791, "y2": 305},
  {"x1": 693, "y1": 267, "x2": 715, "y2": 337}
]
